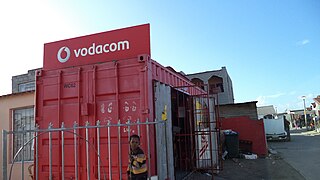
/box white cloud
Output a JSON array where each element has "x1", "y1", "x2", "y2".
[
  {"x1": 267, "y1": 93, "x2": 285, "y2": 98},
  {"x1": 256, "y1": 93, "x2": 286, "y2": 107},
  {"x1": 296, "y1": 39, "x2": 310, "y2": 46},
  {"x1": 297, "y1": 93, "x2": 314, "y2": 100},
  {"x1": 307, "y1": 93, "x2": 314, "y2": 98}
]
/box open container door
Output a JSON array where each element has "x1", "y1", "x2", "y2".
[{"x1": 171, "y1": 84, "x2": 221, "y2": 179}]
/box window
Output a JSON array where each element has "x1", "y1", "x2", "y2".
[
  {"x1": 18, "y1": 82, "x2": 35, "y2": 92},
  {"x1": 191, "y1": 78, "x2": 205, "y2": 90},
  {"x1": 13, "y1": 107, "x2": 35, "y2": 162},
  {"x1": 208, "y1": 76, "x2": 224, "y2": 94},
  {"x1": 217, "y1": 83, "x2": 224, "y2": 92},
  {"x1": 209, "y1": 83, "x2": 224, "y2": 93}
]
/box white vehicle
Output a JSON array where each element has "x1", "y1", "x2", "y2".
[{"x1": 263, "y1": 116, "x2": 287, "y2": 141}]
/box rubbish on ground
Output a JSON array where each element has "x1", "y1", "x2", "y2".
[
  {"x1": 243, "y1": 153, "x2": 258, "y2": 159},
  {"x1": 223, "y1": 129, "x2": 238, "y2": 135},
  {"x1": 268, "y1": 148, "x2": 278, "y2": 154},
  {"x1": 232, "y1": 158, "x2": 239, "y2": 163},
  {"x1": 222, "y1": 150, "x2": 228, "y2": 160}
]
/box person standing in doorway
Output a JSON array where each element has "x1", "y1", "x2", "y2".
[{"x1": 127, "y1": 134, "x2": 148, "y2": 180}]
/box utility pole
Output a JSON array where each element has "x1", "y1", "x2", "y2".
[{"x1": 302, "y1": 96, "x2": 308, "y2": 130}]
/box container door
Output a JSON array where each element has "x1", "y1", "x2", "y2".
[
  {"x1": 93, "y1": 58, "x2": 151, "y2": 179},
  {"x1": 171, "y1": 84, "x2": 221, "y2": 176},
  {"x1": 36, "y1": 68, "x2": 87, "y2": 180}
]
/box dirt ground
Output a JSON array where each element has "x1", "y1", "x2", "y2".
[{"x1": 185, "y1": 153, "x2": 305, "y2": 180}]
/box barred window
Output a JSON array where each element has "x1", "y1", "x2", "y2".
[
  {"x1": 13, "y1": 107, "x2": 35, "y2": 162},
  {"x1": 18, "y1": 82, "x2": 35, "y2": 92}
]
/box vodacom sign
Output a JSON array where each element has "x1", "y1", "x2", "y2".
[
  {"x1": 56, "y1": 41, "x2": 130, "y2": 63},
  {"x1": 44, "y1": 24, "x2": 150, "y2": 70}
]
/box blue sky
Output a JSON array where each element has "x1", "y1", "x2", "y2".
[{"x1": 0, "y1": 0, "x2": 319, "y2": 112}]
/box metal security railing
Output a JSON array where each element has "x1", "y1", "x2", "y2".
[{"x1": 2, "y1": 118, "x2": 165, "y2": 180}]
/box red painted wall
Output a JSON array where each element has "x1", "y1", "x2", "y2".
[{"x1": 221, "y1": 116, "x2": 268, "y2": 157}]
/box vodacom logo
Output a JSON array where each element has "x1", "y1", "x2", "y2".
[
  {"x1": 56, "y1": 40, "x2": 130, "y2": 64},
  {"x1": 57, "y1": 46, "x2": 71, "y2": 63}
]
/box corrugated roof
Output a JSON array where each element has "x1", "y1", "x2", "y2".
[{"x1": 219, "y1": 101, "x2": 257, "y2": 106}]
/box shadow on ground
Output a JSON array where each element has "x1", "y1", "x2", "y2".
[
  {"x1": 185, "y1": 153, "x2": 305, "y2": 180},
  {"x1": 184, "y1": 128, "x2": 319, "y2": 179}
]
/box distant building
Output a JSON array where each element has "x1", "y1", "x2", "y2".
[
  {"x1": 313, "y1": 95, "x2": 320, "y2": 116},
  {"x1": 257, "y1": 105, "x2": 276, "y2": 119},
  {"x1": 12, "y1": 68, "x2": 40, "y2": 93},
  {"x1": 185, "y1": 66, "x2": 234, "y2": 105},
  {"x1": 312, "y1": 95, "x2": 320, "y2": 132}
]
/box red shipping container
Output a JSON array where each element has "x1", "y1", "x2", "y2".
[{"x1": 35, "y1": 24, "x2": 203, "y2": 179}]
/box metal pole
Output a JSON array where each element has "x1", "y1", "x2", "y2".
[
  {"x1": 35, "y1": 125, "x2": 39, "y2": 180},
  {"x1": 61, "y1": 122, "x2": 65, "y2": 180},
  {"x1": 303, "y1": 99, "x2": 308, "y2": 130},
  {"x1": 118, "y1": 120, "x2": 122, "y2": 180},
  {"x1": 107, "y1": 121, "x2": 112, "y2": 180},
  {"x1": 127, "y1": 119, "x2": 131, "y2": 139},
  {"x1": 206, "y1": 92, "x2": 214, "y2": 171},
  {"x1": 49, "y1": 123, "x2": 53, "y2": 180},
  {"x1": 85, "y1": 121, "x2": 91, "y2": 180},
  {"x1": 2, "y1": 130, "x2": 8, "y2": 180},
  {"x1": 22, "y1": 125, "x2": 25, "y2": 180},
  {"x1": 96, "y1": 120, "x2": 101, "y2": 180},
  {"x1": 73, "y1": 122, "x2": 78, "y2": 180},
  {"x1": 137, "y1": 118, "x2": 141, "y2": 137},
  {"x1": 127, "y1": 119, "x2": 131, "y2": 180},
  {"x1": 146, "y1": 118, "x2": 151, "y2": 178},
  {"x1": 303, "y1": 97, "x2": 308, "y2": 130}
]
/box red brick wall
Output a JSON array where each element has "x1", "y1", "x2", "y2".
[{"x1": 221, "y1": 116, "x2": 268, "y2": 157}]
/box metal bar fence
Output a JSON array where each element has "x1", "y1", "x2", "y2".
[{"x1": 2, "y1": 119, "x2": 164, "y2": 180}]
